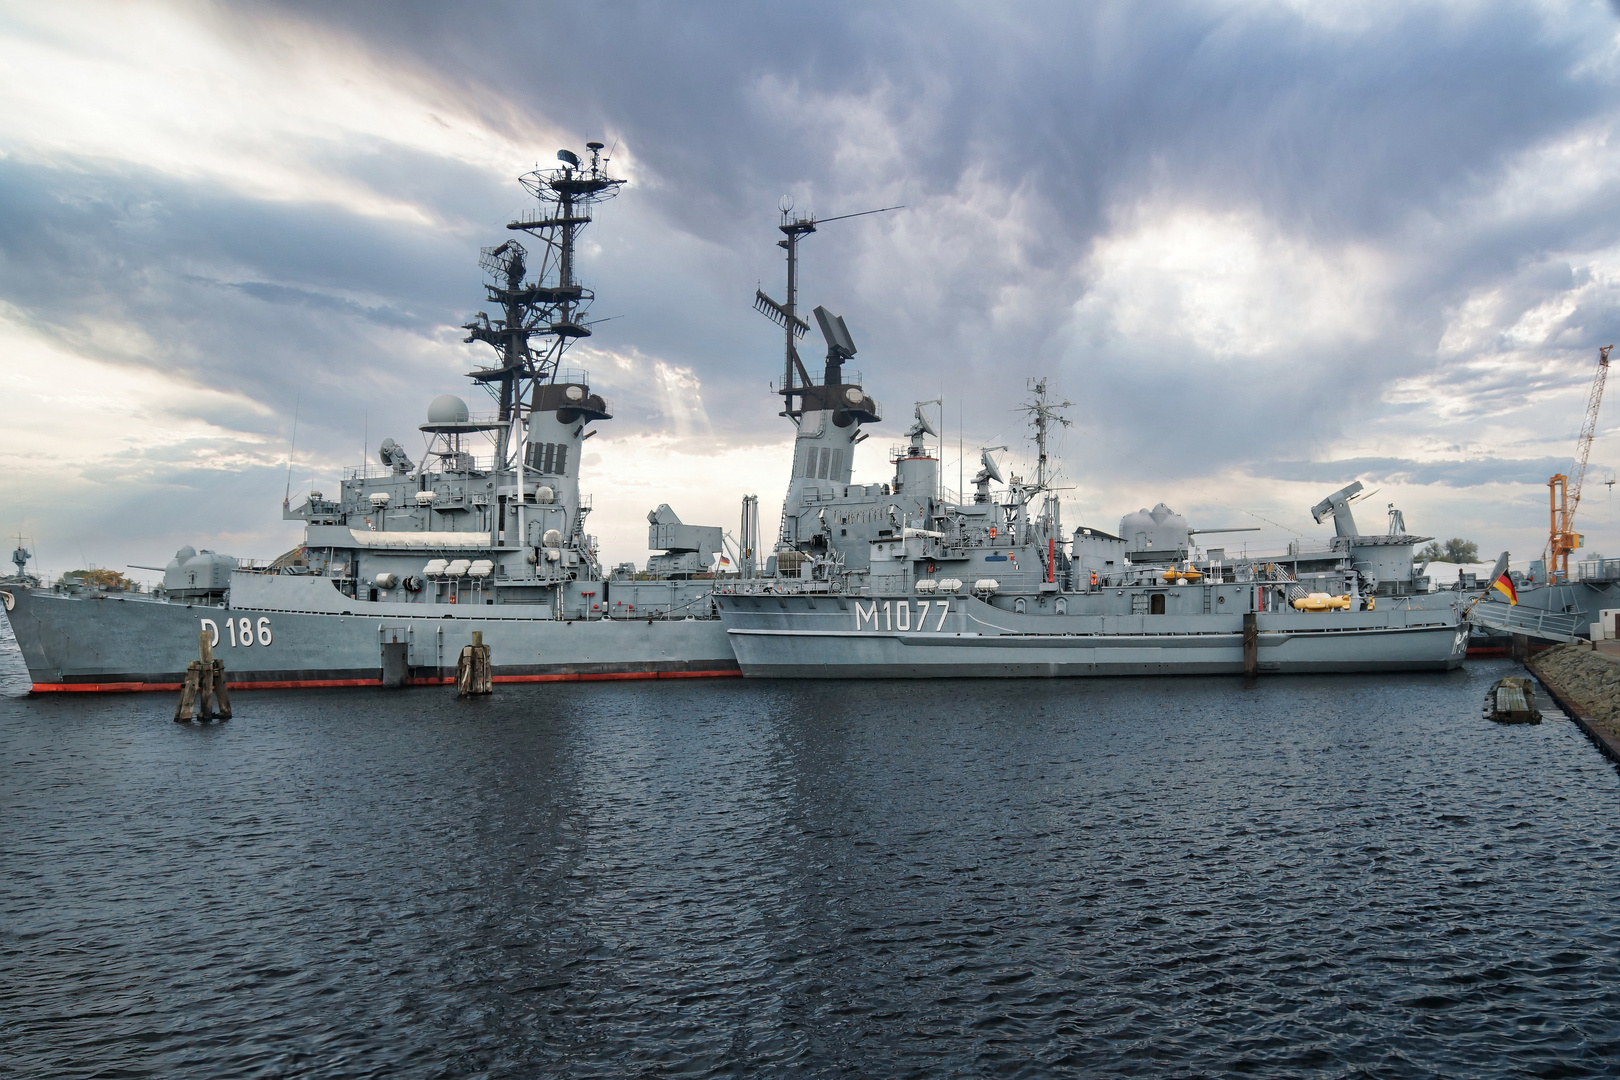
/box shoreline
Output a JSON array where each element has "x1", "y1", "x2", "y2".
[{"x1": 1525, "y1": 643, "x2": 1620, "y2": 766}]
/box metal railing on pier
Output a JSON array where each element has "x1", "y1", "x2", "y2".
[{"x1": 1573, "y1": 558, "x2": 1620, "y2": 582}]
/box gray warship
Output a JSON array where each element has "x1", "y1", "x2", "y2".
[
  {"x1": 714, "y1": 208, "x2": 1470, "y2": 677},
  {"x1": 3, "y1": 146, "x2": 743, "y2": 691}
]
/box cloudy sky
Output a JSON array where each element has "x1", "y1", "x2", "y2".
[{"x1": 5, "y1": 0, "x2": 1620, "y2": 581}]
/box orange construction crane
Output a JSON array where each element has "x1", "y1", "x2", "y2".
[{"x1": 1547, "y1": 344, "x2": 1613, "y2": 581}]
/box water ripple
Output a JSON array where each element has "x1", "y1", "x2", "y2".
[{"x1": 1, "y1": 628, "x2": 1618, "y2": 1076}]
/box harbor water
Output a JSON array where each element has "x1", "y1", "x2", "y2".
[{"x1": 2, "y1": 619, "x2": 1618, "y2": 1077}]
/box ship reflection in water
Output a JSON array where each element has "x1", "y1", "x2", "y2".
[{"x1": 2, "y1": 627, "x2": 1617, "y2": 1077}]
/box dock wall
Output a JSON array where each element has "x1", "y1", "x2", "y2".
[{"x1": 1527, "y1": 643, "x2": 1620, "y2": 765}]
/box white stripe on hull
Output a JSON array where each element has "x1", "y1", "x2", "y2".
[{"x1": 725, "y1": 624, "x2": 1468, "y2": 678}]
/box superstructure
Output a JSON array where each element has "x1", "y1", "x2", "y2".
[
  {"x1": 3, "y1": 147, "x2": 739, "y2": 690},
  {"x1": 715, "y1": 208, "x2": 1470, "y2": 676}
]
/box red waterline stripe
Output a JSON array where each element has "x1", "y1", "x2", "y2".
[
  {"x1": 489, "y1": 669, "x2": 741, "y2": 683},
  {"x1": 32, "y1": 681, "x2": 185, "y2": 693},
  {"x1": 31, "y1": 669, "x2": 742, "y2": 693}
]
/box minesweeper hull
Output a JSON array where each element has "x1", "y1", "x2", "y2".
[
  {"x1": 3, "y1": 574, "x2": 735, "y2": 692},
  {"x1": 718, "y1": 592, "x2": 1468, "y2": 678}
]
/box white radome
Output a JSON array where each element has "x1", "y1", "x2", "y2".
[{"x1": 426, "y1": 394, "x2": 469, "y2": 424}]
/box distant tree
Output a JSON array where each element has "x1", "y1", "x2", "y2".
[
  {"x1": 57, "y1": 568, "x2": 140, "y2": 592},
  {"x1": 1417, "y1": 539, "x2": 1479, "y2": 563},
  {"x1": 1443, "y1": 538, "x2": 1479, "y2": 563}
]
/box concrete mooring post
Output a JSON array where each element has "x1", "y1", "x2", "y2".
[
  {"x1": 175, "y1": 628, "x2": 232, "y2": 722},
  {"x1": 382, "y1": 636, "x2": 409, "y2": 688},
  {"x1": 457, "y1": 630, "x2": 492, "y2": 696}
]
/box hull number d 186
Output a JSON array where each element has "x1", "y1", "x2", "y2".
[
  {"x1": 200, "y1": 616, "x2": 273, "y2": 648},
  {"x1": 855, "y1": 599, "x2": 949, "y2": 632}
]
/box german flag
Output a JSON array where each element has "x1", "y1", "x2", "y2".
[{"x1": 1491, "y1": 570, "x2": 1518, "y2": 605}]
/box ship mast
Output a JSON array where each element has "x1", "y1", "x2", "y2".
[
  {"x1": 462, "y1": 142, "x2": 624, "y2": 467},
  {"x1": 1022, "y1": 378, "x2": 1071, "y2": 539},
  {"x1": 754, "y1": 200, "x2": 901, "y2": 419}
]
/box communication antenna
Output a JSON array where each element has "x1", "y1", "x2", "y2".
[
  {"x1": 463, "y1": 141, "x2": 624, "y2": 471},
  {"x1": 754, "y1": 201, "x2": 902, "y2": 418},
  {"x1": 283, "y1": 393, "x2": 300, "y2": 504},
  {"x1": 1021, "y1": 378, "x2": 1072, "y2": 541}
]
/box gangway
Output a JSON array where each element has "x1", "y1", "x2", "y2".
[{"x1": 1467, "y1": 602, "x2": 1583, "y2": 643}]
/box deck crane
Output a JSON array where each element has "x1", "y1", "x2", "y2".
[{"x1": 1547, "y1": 344, "x2": 1613, "y2": 582}]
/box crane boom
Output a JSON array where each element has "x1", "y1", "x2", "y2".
[
  {"x1": 1569, "y1": 344, "x2": 1611, "y2": 515},
  {"x1": 1547, "y1": 344, "x2": 1612, "y2": 581}
]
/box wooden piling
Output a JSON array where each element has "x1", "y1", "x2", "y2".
[
  {"x1": 1242, "y1": 612, "x2": 1259, "y2": 677},
  {"x1": 211, "y1": 658, "x2": 232, "y2": 719},
  {"x1": 174, "y1": 661, "x2": 199, "y2": 722},
  {"x1": 197, "y1": 648, "x2": 217, "y2": 720},
  {"x1": 457, "y1": 630, "x2": 492, "y2": 695},
  {"x1": 174, "y1": 628, "x2": 231, "y2": 722}
]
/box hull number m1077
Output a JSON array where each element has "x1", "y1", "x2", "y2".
[{"x1": 855, "y1": 600, "x2": 949, "y2": 632}]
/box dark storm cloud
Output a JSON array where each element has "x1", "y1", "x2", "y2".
[
  {"x1": 253, "y1": 0, "x2": 1620, "y2": 465},
  {"x1": 1264, "y1": 456, "x2": 1579, "y2": 488},
  {"x1": 0, "y1": 153, "x2": 482, "y2": 451},
  {"x1": 6, "y1": 0, "x2": 1620, "y2": 574},
  {"x1": 222, "y1": 281, "x2": 422, "y2": 329}
]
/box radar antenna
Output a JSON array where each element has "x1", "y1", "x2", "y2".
[
  {"x1": 754, "y1": 202, "x2": 901, "y2": 418},
  {"x1": 9, "y1": 532, "x2": 32, "y2": 582},
  {"x1": 462, "y1": 141, "x2": 624, "y2": 469}
]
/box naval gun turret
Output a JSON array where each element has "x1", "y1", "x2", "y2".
[
  {"x1": 1121, "y1": 504, "x2": 1192, "y2": 564},
  {"x1": 162, "y1": 545, "x2": 237, "y2": 600}
]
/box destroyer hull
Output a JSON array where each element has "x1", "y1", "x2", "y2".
[
  {"x1": 3, "y1": 586, "x2": 736, "y2": 692},
  {"x1": 719, "y1": 593, "x2": 1468, "y2": 678}
]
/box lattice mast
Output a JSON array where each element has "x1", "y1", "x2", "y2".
[
  {"x1": 1022, "y1": 378, "x2": 1071, "y2": 540},
  {"x1": 1548, "y1": 344, "x2": 1612, "y2": 580},
  {"x1": 462, "y1": 142, "x2": 623, "y2": 467}
]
